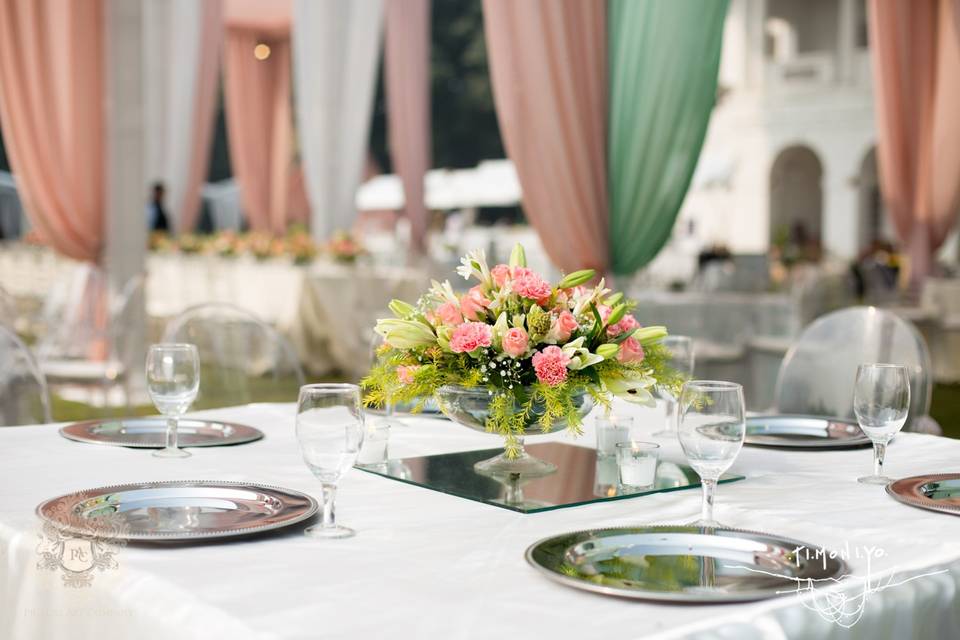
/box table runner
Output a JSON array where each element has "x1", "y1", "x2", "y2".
[{"x1": 2, "y1": 401, "x2": 959, "y2": 639}]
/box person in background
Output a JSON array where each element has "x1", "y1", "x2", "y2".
[{"x1": 146, "y1": 181, "x2": 170, "y2": 232}]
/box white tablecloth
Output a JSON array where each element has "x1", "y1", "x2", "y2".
[{"x1": 2, "y1": 401, "x2": 960, "y2": 639}]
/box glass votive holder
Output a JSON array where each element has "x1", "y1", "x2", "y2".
[
  {"x1": 596, "y1": 415, "x2": 635, "y2": 459},
  {"x1": 616, "y1": 441, "x2": 660, "y2": 490},
  {"x1": 357, "y1": 422, "x2": 390, "y2": 466}
]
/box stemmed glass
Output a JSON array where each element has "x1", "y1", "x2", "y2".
[
  {"x1": 146, "y1": 343, "x2": 200, "y2": 459},
  {"x1": 652, "y1": 336, "x2": 695, "y2": 436},
  {"x1": 678, "y1": 380, "x2": 745, "y2": 527},
  {"x1": 296, "y1": 384, "x2": 365, "y2": 539},
  {"x1": 854, "y1": 363, "x2": 910, "y2": 485}
]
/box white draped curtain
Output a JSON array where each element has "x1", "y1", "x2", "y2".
[
  {"x1": 292, "y1": 0, "x2": 384, "y2": 242},
  {"x1": 143, "y1": 0, "x2": 222, "y2": 233}
]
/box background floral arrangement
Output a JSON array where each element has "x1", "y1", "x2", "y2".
[
  {"x1": 325, "y1": 231, "x2": 366, "y2": 263},
  {"x1": 363, "y1": 245, "x2": 681, "y2": 455}
]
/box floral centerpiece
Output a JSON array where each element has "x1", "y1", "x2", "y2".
[
  {"x1": 363, "y1": 245, "x2": 680, "y2": 476},
  {"x1": 326, "y1": 231, "x2": 365, "y2": 264}
]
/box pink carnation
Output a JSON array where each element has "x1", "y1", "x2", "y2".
[
  {"x1": 617, "y1": 336, "x2": 645, "y2": 363},
  {"x1": 501, "y1": 327, "x2": 529, "y2": 358},
  {"x1": 532, "y1": 345, "x2": 571, "y2": 386},
  {"x1": 491, "y1": 264, "x2": 511, "y2": 287},
  {"x1": 460, "y1": 285, "x2": 490, "y2": 321},
  {"x1": 449, "y1": 321, "x2": 493, "y2": 353},
  {"x1": 397, "y1": 365, "x2": 417, "y2": 384},
  {"x1": 511, "y1": 267, "x2": 552, "y2": 304},
  {"x1": 436, "y1": 301, "x2": 463, "y2": 326}
]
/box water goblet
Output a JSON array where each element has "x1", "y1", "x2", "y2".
[
  {"x1": 146, "y1": 343, "x2": 200, "y2": 459},
  {"x1": 652, "y1": 336, "x2": 695, "y2": 436},
  {"x1": 296, "y1": 384, "x2": 365, "y2": 539},
  {"x1": 678, "y1": 380, "x2": 745, "y2": 527},
  {"x1": 854, "y1": 363, "x2": 910, "y2": 485}
]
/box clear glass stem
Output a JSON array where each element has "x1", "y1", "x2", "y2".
[
  {"x1": 873, "y1": 441, "x2": 886, "y2": 477},
  {"x1": 320, "y1": 483, "x2": 337, "y2": 529},
  {"x1": 665, "y1": 397, "x2": 677, "y2": 433},
  {"x1": 701, "y1": 478, "x2": 717, "y2": 523},
  {"x1": 166, "y1": 416, "x2": 178, "y2": 451}
]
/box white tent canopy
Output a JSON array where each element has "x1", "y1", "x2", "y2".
[{"x1": 355, "y1": 159, "x2": 521, "y2": 211}]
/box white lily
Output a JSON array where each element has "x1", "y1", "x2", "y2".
[
  {"x1": 429, "y1": 279, "x2": 460, "y2": 306},
  {"x1": 455, "y1": 249, "x2": 491, "y2": 285},
  {"x1": 560, "y1": 337, "x2": 605, "y2": 371},
  {"x1": 602, "y1": 371, "x2": 657, "y2": 406},
  {"x1": 374, "y1": 319, "x2": 436, "y2": 349}
]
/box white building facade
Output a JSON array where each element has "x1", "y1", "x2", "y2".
[{"x1": 675, "y1": 0, "x2": 957, "y2": 270}]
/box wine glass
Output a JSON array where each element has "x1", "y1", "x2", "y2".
[
  {"x1": 296, "y1": 383, "x2": 365, "y2": 539},
  {"x1": 652, "y1": 336, "x2": 695, "y2": 436},
  {"x1": 854, "y1": 363, "x2": 910, "y2": 485},
  {"x1": 678, "y1": 380, "x2": 745, "y2": 527},
  {"x1": 146, "y1": 343, "x2": 200, "y2": 459}
]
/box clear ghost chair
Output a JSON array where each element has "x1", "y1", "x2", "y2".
[
  {"x1": 775, "y1": 306, "x2": 938, "y2": 434},
  {"x1": 162, "y1": 303, "x2": 306, "y2": 409},
  {"x1": 0, "y1": 285, "x2": 16, "y2": 328},
  {"x1": 39, "y1": 272, "x2": 145, "y2": 410},
  {"x1": 0, "y1": 324, "x2": 51, "y2": 426}
]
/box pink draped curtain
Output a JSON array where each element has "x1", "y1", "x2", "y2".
[
  {"x1": 869, "y1": 0, "x2": 960, "y2": 287},
  {"x1": 385, "y1": 0, "x2": 431, "y2": 254},
  {"x1": 0, "y1": 0, "x2": 104, "y2": 263},
  {"x1": 180, "y1": 1, "x2": 224, "y2": 232},
  {"x1": 482, "y1": 0, "x2": 608, "y2": 274},
  {"x1": 223, "y1": 0, "x2": 296, "y2": 235}
]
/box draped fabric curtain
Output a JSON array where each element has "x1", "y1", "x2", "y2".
[
  {"x1": 292, "y1": 0, "x2": 384, "y2": 242},
  {"x1": 482, "y1": 0, "x2": 609, "y2": 274},
  {"x1": 607, "y1": 0, "x2": 728, "y2": 275},
  {"x1": 144, "y1": 0, "x2": 222, "y2": 233},
  {"x1": 385, "y1": 0, "x2": 431, "y2": 254},
  {"x1": 868, "y1": 0, "x2": 960, "y2": 287},
  {"x1": 223, "y1": 0, "x2": 295, "y2": 234},
  {"x1": 0, "y1": 0, "x2": 104, "y2": 263}
]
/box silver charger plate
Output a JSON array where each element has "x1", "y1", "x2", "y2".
[
  {"x1": 60, "y1": 417, "x2": 264, "y2": 448},
  {"x1": 526, "y1": 525, "x2": 848, "y2": 603},
  {"x1": 886, "y1": 474, "x2": 960, "y2": 516},
  {"x1": 745, "y1": 415, "x2": 870, "y2": 449},
  {"x1": 37, "y1": 480, "x2": 318, "y2": 541}
]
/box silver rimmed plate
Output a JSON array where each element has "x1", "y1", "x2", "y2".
[
  {"x1": 37, "y1": 480, "x2": 318, "y2": 541},
  {"x1": 745, "y1": 415, "x2": 870, "y2": 449},
  {"x1": 526, "y1": 526, "x2": 848, "y2": 603},
  {"x1": 886, "y1": 474, "x2": 960, "y2": 516},
  {"x1": 60, "y1": 418, "x2": 263, "y2": 448}
]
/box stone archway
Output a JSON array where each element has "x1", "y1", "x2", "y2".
[{"x1": 769, "y1": 145, "x2": 823, "y2": 256}]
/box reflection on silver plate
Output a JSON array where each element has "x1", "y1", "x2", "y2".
[
  {"x1": 60, "y1": 418, "x2": 263, "y2": 448},
  {"x1": 886, "y1": 474, "x2": 960, "y2": 516},
  {"x1": 745, "y1": 415, "x2": 870, "y2": 449},
  {"x1": 526, "y1": 526, "x2": 848, "y2": 603},
  {"x1": 37, "y1": 480, "x2": 318, "y2": 541}
]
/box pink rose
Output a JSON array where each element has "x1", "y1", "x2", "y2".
[
  {"x1": 449, "y1": 321, "x2": 493, "y2": 353},
  {"x1": 555, "y1": 311, "x2": 578, "y2": 342},
  {"x1": 511, "y1": 267, "x2": 552, "y2": 304},
  {"x1": 532, "y1": 345, "x2": 571, "y2": 386},
  {"x1": 460, "y1": 285, "x2": 490, "y2": 321},
  {"x1": 501, "y1": 327, "x2": 529, "y2": 358},
  {"x1": 436, "y1": 301, "x2": 463, "y2": 326},
  {"x1": 617, "y1": 336, "x2": 645, "y2": 363},
  {"x1": 397, "y1": 365, "x2": 417, "y2": 384},
  {"x1": 491, "y1": 264, "x2": 511, "y2": 287}
]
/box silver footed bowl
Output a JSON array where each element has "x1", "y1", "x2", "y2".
[{"x1": 434, "y1": 385, "x2": 595, "y2": 478}]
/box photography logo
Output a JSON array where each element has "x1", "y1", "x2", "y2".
[
  {"x1": 36, "y1": 498, "x2": 128, "y2": 588},
  {"x1": 725, "y1": 543, "x2": 948, "y2": 628}
]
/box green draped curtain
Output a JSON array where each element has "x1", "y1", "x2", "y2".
[{"x1": 608, "y1": 0, "x2": 728, "y2": 275}]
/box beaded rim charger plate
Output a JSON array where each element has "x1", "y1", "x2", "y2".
[
  {"x1": 526, "y1": 525, "x2": 849, "y2": 603},
  {"x1": 60, "y1": 417, "x2": 264, "y2": 448},
  {"x1": 36, "y1": 480, "x2": 318, "y2": 541},
  {"x1": 886, "y1": 474, "x2": 960, "y2": 516},
  {"x1": 744, "y1": 415, "x2": 870, "y2": 449}
]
